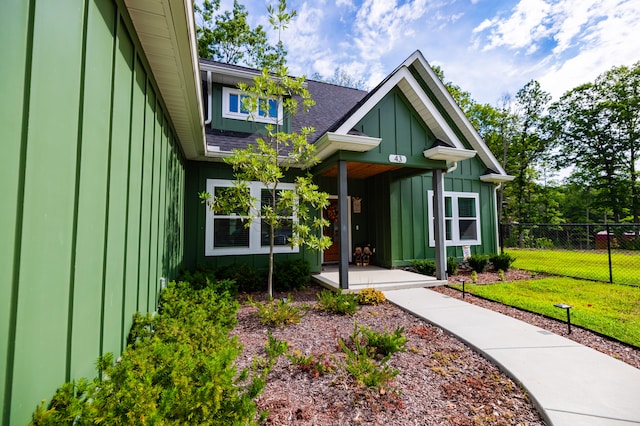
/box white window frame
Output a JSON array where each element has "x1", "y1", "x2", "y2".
[
  {"x1": 205, "y1": 179, "x2": 298, "y2": 256},
  {"x1": 221, "y1": 87, "x2": 283, "y2": 125},
  {"x1": 427, "y1": 190, "x2": 481, "y2": 246}
]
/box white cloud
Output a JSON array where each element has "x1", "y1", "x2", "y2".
[{"x1": 473, "y1": 0, "x2": 552, "y2": 52}]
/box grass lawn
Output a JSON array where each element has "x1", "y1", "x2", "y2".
[
  {"x1": 506, "y1": 249, "x2": 640, "y2": 286},
  {"x1": 452, "y1": 277, "x2": 640, "y2": 348}
]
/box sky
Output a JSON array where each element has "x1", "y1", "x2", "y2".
[{"x1": 215, "y1": 0, "x2": 640, "y2": 105}]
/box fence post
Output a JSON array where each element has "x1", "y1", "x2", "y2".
[{"x1": 606, "y1": 222, "x2": 613, "y2": 284}]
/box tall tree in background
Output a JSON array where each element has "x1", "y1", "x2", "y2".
[
  {"x1": 311, "y1": 67, "x2": 367, "y2": 90},
  {"x1": 511, "y1": 80, "x2": 551, "y2": 225},
  {"x1": 547, "y1": 62, "x2": 640, "y2": 223},
  {"x1": 195, "y1": 0, "x2": 282, "y2": 69}
]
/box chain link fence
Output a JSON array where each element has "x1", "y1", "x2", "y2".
[{"x1": 500, "y1": 223, "x2": 640, "y2": 286}]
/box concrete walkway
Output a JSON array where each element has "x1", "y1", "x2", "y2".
[
  {"x1": 313, "y1": 265, "x2": 446, "y2": 293},
  {"x1": 383, "y1": 287, "x2": 640, "y2": 426}
]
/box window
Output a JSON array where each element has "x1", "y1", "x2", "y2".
[
  {"x1": 222, "y1": 87, "x2": 282, "y2": 124},
  {"x1": 205, "y1": 179, "x2": 298, "y2": 255},
  {"x1": 427, "y1": 191, "x2": 481, "y2": 246}
]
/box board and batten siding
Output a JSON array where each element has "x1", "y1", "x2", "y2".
[
  {"x1": 388, "y1": 160, "x2": 499, "y2": 266},
  {"x1": 0, "y1": 1, "x2": 185, "y2": 424}
]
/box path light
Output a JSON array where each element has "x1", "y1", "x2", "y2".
[
  {"x1": 554, "y1": 304, "x2": 573, "y2": 334},
  {"x1": 457, "y1": 279, "x2": 466, "y2": 299}
]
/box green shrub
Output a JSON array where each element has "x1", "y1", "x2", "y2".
[
  {"x1": 357, "y1": 288, "x2": 386, "y2": 305},
  {"x1": 247, "y1": 295, "x2": 308, "y2": 327},
  {"x1": 338, "y1": 322, "x2": 401, "y2": 389},
  {"x1": 360, "y1": 325, "x2": 406, "y2": 359},
  {"x1": 286, "y1": 350, "x2": 335, "y2": 378},
  {"x1": 178, "y1": 266, "x2": 238, "y2": 295},
  {"x1": 447, "y1": 257, "x2": 459, "y2": 275},
  {"x1": 468, "y1": 254, "x2": 489, "y2": 273},
  {"x1": 32, "y1": 282, "x2": 268, "y2": 425},
  {"x1": 216, "y1": 263, "x2": 263, "y2": 293},
  {"x1": 316, "y1": 290, "x2": 359, "y2": 315},
  {"x1": 411, "y1": 259, "x2": 436, "y2": 276},
  {"x1": 274, "y1": 258, "x2": 310, "y2": 292},
  {"x1": 490, "y1": 252, "x2": 515, "y2": 271}
]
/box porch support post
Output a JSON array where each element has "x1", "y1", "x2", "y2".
[
  {"x1": 432, "y1": 169, "x2": 447, "y2": 280},
  {"x1": 338, "y1": 160, "x2": 349, "y2": 289}
]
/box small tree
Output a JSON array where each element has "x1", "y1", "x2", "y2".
[{"x1": 200, "y1": 0, "x2": 331, "y2": 298}]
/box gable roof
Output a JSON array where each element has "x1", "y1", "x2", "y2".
[{"x1": 200, "y1": 51, "x2": 511, "y2": 181}]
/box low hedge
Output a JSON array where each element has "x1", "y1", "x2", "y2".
[{"x1": 32, "y1": 282, "x2": 267, "y2": 425}]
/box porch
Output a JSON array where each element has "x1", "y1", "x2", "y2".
[{"x1": 311, "y1": 265, "x2": 447, "y2": 293}]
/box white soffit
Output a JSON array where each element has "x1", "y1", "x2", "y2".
[
  {"x1": 334, "y1": 68, "x2": 465, "y2": 150},
  {"x1": 402, "y1": 51, "x2": 508, "y2": 177},
  {"x1": 124, "y1": 0, "x2": 205, "y2": 159}
]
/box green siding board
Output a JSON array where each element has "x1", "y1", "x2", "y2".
[
  {"x1": 69, "y1": 0, "x2": 116, "y2": 382},
  {"x1": 139, "y1": 87, "x2": 155, "y2": 313},
  {"x1": 148, "y1": 109, "x2": 162, "y2": 309},
  {"x1": 155, "y1": 122, "x2": 169, "y2": 304},
  {"x1": 10, "y1": 0, "x2": 84, "y2": 422},
  {"x1": 122, "y1": 55, "x2": 146, "y2": 347},
  {"x1": 2, "y1": 1, "x2": 187, "y2": 422},
  {"x1": 102, "y1": 17, "x2": 134, "y2": 358},
  {"x1": 0, "y1": 0, "x2": 31, "y2": 421}
]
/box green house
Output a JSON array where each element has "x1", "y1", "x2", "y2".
[
  {"x1": 1, "y1": 0, "x2": 510, "y2": 423},
  {"x1": 194, "y1": 53, "x2": 513, "y2": 287}
]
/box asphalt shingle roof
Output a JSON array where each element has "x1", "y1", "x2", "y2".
[{"x1": 202, "y1": 60, "x2": 369, "y2": 151}]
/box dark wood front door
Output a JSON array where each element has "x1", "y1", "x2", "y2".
[{"x1": 323, "y1": 198, "x2": 339, "y2": 263}]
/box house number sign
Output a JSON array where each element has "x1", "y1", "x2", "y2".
[{"x1": 389, "y1": 154, "x2": 407, "y2": 164}]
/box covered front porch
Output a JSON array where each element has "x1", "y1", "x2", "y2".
[{"x1": 312, "y1": 265, "x2": 447, "y2": 293}]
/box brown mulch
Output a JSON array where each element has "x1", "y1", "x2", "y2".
[{"x1": 232, "y1": 283, "x2": 547, "y2": 425}]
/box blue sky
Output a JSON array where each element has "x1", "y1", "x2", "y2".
[{"x1": 217, "y1": 0, "x2": 640, "y2": 105}]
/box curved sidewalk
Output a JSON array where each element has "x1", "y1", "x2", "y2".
[{"x1": 384, "y1": 287, "x2": 640, "y2": 426}]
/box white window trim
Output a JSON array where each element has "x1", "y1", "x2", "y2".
[
  {"x1": 221, "y1": 86, "x2": 283, "y2": 125},
  {"x1": 427, "y1": 190, "x2": 481, "y2": 247},
  {"x1": 205, "y1": 179, "x2": 298, "y2": 256}
]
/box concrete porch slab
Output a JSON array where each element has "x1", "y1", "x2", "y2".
[{"x1": 311, "y1": 265, "x2": 446, "y2": 293}]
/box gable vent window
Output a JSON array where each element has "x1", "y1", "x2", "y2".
[
  {"x1": 427, "y1": 191, "x2": 481, "y2": 246},
  {"x1": 222, "y1": 87, "x2": 282, "y2": 124}
]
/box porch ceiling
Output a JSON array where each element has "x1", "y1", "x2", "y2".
[{"x1": 319, "y1": 161, "x2": 403, "y2": 179}]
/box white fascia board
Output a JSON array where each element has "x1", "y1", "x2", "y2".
[
  {"x1": 334, "y1": 67, "x2": 464, "y2": 150},
  {"x1": 480, "y1": 173, "x2": 515, "y2": 183},
  {"x1": 423, "y1": 146, "x2": 476, "y2": 162},
  {"x1": 199, "y1": 62, "x2": 308, "y2": 88},
  {"x1": 405, "y1": 51, "x2": 508, "y2": 176},
  {"x1": 314, "y1": 132, "x2": 382, "y2": 160}
]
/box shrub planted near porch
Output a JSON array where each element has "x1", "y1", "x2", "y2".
[
  {"x1": 411, "y1": 259, "x2": 436, "y2": 276},
  {"x1": 316, "y1": 289, "x2": 359, "y2": 315},
  {"x1": 274, "y1": 258, "x2": 310, "y2": 291},
  {"x1": 490, "y1": 252, "x2": 515, "y2": 271},
  {"x1": 468, "y1": 254, "x2": 489, "y2": 273},
  {"x1": 31, "y1": 281, "x2": 270, "y2": 425}
]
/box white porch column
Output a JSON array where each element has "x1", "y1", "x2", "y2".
[
  {"x1": 432, "y1": 169, "x2": 447, "y2": 280},
  {"x1": 338, "y1": 160, "x2": 349, "y2": 289}
]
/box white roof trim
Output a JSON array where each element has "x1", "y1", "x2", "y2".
[
  {"x1": 423, "y1": 146, "x2": 476, "y2": 162},
  {"x1": 402, "y1": 51, "x2": 508, "y2": 176},
  {"x1": 315, "y1": 132, "x2": 382, "y2": 160},
  {"x1": 125, "y1": 0, "x2": 205, "y2": 159},
  {"x1": 480, "y1": 173, "x2": 515, "y2": 183},
  {"x1": 334, "y1": 67, "x2": 465, "y2": 150}
]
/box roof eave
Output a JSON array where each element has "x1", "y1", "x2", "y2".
[
  {"x1": 124, "y1": 0, "x2": 205, "y2": 160},
  {"x1": 315, "y1": 132, "x2": 382, "y2": 161}
]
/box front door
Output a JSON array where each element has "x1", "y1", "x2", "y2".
[{"x1": 323, "y1": 198, "x2": 340, "y2": 263}]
